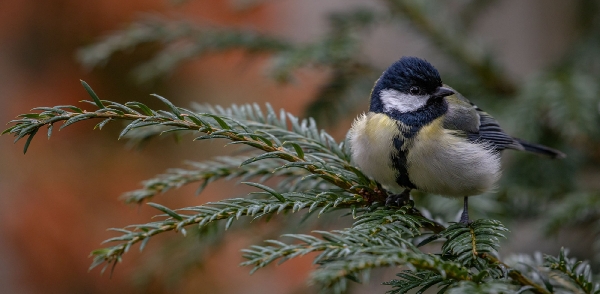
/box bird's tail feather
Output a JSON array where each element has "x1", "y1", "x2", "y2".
[{"x1": 515, "y1": 138, "x2": 566, "y2": 159}]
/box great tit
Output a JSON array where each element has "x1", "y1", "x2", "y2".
[{"x1": 348, "y1": 56, "x2": 565, "y2": 224}]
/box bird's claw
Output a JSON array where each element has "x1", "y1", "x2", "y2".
[
  {"x1": 385, "y1": 189, "x2": 412, "y2": 207},
  {"x1": 458, "y1": 217, "x2": 472, "y2": 226}
]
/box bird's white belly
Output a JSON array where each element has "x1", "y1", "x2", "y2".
[{"x1": 406, "y1": 119, "x2": 501, "y2": 197}]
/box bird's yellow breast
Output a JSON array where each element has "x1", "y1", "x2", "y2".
[
  {"x1": 348, "y1": 113, "x2": 403, "y2": 191},
  {"x1": 364, "y1": 113, "x2": 399, "y2": 140}
]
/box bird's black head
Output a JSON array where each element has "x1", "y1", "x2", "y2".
[
  {"x1": 376, "y1": 56, "x2": 442, "y2": 95},
  {"x1": 369, "y1": 57, "x2": 453, "y2": 114}
]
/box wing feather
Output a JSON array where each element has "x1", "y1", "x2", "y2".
[
  {"x1": 442, "y1": 89, "x2": 522, "y2": 151},
  {"x1": 442, "y1": 86, "x2": 564, "y2": 157},
  {"x1": 469, "y1": 110, "x2": 524, "y2": 151}
]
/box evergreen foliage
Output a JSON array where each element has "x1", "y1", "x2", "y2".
[
  {"x1": 4, "y1": 88, "x2": 597, "y2": 293},
  {"x1": 5, "y1": 0, "x2": 600, "y2": 293}
]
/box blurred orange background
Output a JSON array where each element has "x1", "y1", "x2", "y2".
[
  {"x1": 0, "y1": 1, "x2": 322, "y2": 293},
  {"x1": 0, "y1": 1, "x2": 580, "y2": 293}
]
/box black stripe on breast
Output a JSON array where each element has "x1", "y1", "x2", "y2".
[
  {"x1": 386, "y1": 96, "x2": 448, "y2": 138},
  {"x1": 391, "y1": 135, "x2": 416, "y2": 189},
  {"x1": 378, "y1": 97, "x2": 447, "y2": 190}
]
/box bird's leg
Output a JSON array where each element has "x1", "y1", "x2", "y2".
[
  {"x1": 385, "y1": 189, "x2": 412, "y2": 207},
  {"x1": 459, "y1": 196, "x2": 471, "y2": 225}
]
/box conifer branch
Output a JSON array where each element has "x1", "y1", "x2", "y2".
[
  {"x1": 242, "y1": 227, "x2": 470, "y2": 293},
  {"x1": 440, "y1": 220, "x2": 507, "y2": 268},
  {"x1": 4, "y1": 82, "x2": 387, "y2": 202},
  {"x1": 78, "y1": 17, "x2": 291, "y2": 81},
  {"x1": 544, "y1": 248, "x2": 600, "y2": 294},
  {"x1": 4, "y1": 83, "x2": 453, "y2": 275},
  {"x1": 311, "y1": 252, "x2": 468, "y2": 294},
  {"x1": 78, "y1": 10, "x2": 377, "y2": 83},
  {"x1": 121, "y1": 156, "x2": 312, "y2": 203},
  {"x1": 501, "y1": 249, "x2": 600, "y2": 294},
  {"x1": 481, "y1": 253, "x2": 552, "y2": 294},
  {"x1": 91, "y1": 190, "x2": 363, "y2": 273},
  {"x1": 385, "y1": 219, "x2": 555, "y2": 293},
  {"x1": 445, "y1": 280, "x2": 518, "y2": 294},
  {"x1": 384, "y1": 270, "x2": 453, "y2": 294}
]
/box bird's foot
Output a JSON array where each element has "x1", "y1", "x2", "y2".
[
  {"x1": 459, "y1": 213, "x2": 472, "y2": 226},
  {"x1": 458, "y1": 196, "x2": 472, "y2": 226},
  {"x1": 385, "y1": 189, "x2": 412, "y2": 207}
]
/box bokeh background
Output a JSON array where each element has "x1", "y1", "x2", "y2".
[{"x1": 1, "y1": 0, "x2": 599, "y2": 293}]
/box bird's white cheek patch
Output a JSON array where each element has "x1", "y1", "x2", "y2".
[{"x1": 380, "y1": 89, "x2": 427, "y2": 113}]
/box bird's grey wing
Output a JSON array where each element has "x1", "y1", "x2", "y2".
[
  {"x1": 443, "y1": 90, "x2": 523, "y2": 152},
  {"x1": 469, "y1": 109, "x2": 524, "y2": 151},
  {"x1": 443, "y1": 92, "x2": 480, "y2": 133}
]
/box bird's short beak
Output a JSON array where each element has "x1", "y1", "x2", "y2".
[{"x1": 433, "y1": 86, "x2": 455, "y2": 98}]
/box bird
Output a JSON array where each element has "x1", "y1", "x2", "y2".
[{"x1": 348, "y1": 56, "x2": 565, "y2": 224}]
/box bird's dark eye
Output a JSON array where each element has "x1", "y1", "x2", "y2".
[{"x1": 409, "y1": 86, "x2": 421, "y2": 95}]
